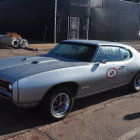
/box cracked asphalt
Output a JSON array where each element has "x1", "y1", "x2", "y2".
[{"x1": 0, "y1": 42, "x2": 140, "y2": 140}]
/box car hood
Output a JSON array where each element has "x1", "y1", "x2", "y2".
[{"x1": 0, "y1": 55, "x2": 88, "y2": 80}]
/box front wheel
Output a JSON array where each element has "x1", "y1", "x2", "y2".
[
  {"x1": 131, "y1": 73, "x2": 140, "y2": 92},
  {"x1": 42, "y1": 87, "x2": 74, "y2": 121}
]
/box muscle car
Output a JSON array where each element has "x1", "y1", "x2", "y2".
[{"x1": 0, "y1": 40, "x2": 140, "y2": 120}]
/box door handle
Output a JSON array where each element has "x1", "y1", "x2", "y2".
[{"x1": 119, "y1": 66, "x2": 126, "y2": 70}]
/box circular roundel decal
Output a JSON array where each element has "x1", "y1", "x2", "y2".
[{"x1": 106, "y1": 68, "x2": 118, "y2": 79}]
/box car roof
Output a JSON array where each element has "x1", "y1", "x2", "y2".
[{"x1": 62, "y1": 40, "x2": 130, "y2": 48}]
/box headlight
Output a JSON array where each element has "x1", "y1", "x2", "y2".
[{"x1": 8, "y1": 83, "x2": 13, "y2": 92}]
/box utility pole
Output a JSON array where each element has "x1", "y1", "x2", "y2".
[{"x1": 54, "y1": 0, "x2": 57, "y2": 43}]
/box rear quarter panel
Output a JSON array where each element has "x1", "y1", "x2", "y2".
[{"x1": 127, "y1": 47, "x2": 140, "y2": 80}]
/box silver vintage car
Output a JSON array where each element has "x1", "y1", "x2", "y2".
[{"x1": 0, "y1": 40, "x2": 140, "y2": 120}]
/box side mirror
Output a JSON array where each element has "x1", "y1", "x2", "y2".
[
  {"x1": 94, "y1": 59, "x2": 107, "y2": 65},
  {"x1": 100, "y1": 59, "x2": 107, "y2": 64},
  {"x1": 94, "y1": 62, "x2": 100, "y2": 65}
]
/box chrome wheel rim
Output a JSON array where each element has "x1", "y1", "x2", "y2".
[
  {"x1": 51, "y1": 93, "x2": 70, "y2": 118},
  {"x1": 134, "y1": 75, "x2": 140, "y2": 90}
]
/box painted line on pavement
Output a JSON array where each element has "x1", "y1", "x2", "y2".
[{"x1": 116, "y1": 127, "x2": 140, "y2": 140}]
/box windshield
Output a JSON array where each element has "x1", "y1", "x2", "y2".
[{"x1": 48, "y1": 43, "x2": 97, "y2": 62}]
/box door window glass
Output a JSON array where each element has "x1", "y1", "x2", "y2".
[
  {"x1": 96, "y1": 46, "x2": 121, "y2": 62},
  {"x1": 120, "y1": 48, "x2": 132, "y2": 61}
]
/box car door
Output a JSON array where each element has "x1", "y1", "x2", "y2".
[{"x1": 90, "y1": 46, "x2": 128, "y2": 93}]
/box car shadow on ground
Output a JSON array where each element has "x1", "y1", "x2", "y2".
[
  {"x1": 0, "y1": 85, "x2": 134, "y2": 136},
  {"x1": 73, "y1": 85, "x2": 133, "y2": 111},
  {"x1": 123, "y1": 112, "x2": 140, "y2": 121}
]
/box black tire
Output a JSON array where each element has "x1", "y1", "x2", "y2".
[
  {"x1": 130, "y1": 73, "x2": 140, "y2": 92},
  {"x1": 41, "y1": 87, "x2": 74, "y2": 121}
]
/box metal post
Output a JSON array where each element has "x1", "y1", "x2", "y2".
[
  {"x1": 67, "y1": 17, "x2": 70, "y2": 40},
  {"x1": 54, "y1": 0, "x2": 57, "y2": 43},
  {"x1": 78, "y1": 17, "x2": 80, "y2": 39},
  {"x1": 43, "y1": 25, "x2": 47, "y2": 42},
  {"x1": 87, "y1": 18, "x2": 89, "y2": 40}
]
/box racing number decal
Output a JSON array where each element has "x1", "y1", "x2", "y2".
[{"x1": 106, "y1": 68, "x2": 118, "y2": 79}]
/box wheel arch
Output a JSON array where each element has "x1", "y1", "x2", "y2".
[
  {"x1": 131, "y1": 70, "x2": 140, "y2": 82},
  {"x1": 44, "y1": 82, "x2": 79, "y2": 98}
]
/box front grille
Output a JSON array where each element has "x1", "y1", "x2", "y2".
[
  {"x1": 0, "y1": 91, "x2": 13, "y2": 101},
  {"x1": 0, "y1": 91, "x2": 8, "y2": 98},
  {"x1": 0, "y1": 79, "x2": 9, "y2": 91}
]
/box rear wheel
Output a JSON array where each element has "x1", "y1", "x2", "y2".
[
  {"x1": 131, "y1": 73, "x2": 140, "y2": 92},
  {"x1": 42, "y1": 87, "x2": 74, "y2": 120}
]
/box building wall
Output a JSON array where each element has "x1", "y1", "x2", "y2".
[
  {"x1": 0, "y1": 0, "x2": 55, "y2": 42},
  {"x1": 0, "y1": 0, "x2": 139, "y2": 42},
  {"x1": 90, "y1": 0, "x2": 140, "y2": 40},
  {"x1": 57, "y1": 0, "x2": 140, "y2": 42}
]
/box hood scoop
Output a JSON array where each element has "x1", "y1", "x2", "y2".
[
  {"x1": 31, "y1": 59, "x2": 58, "y2": 64},
  {"x1": 21, "y1": 56, "x2": 43, "y2": 62},
  {"x1": 31, "y1": 61, "x2": 39, "y2": 64},
  {"x1": 21, "y1": 57, "x2": 58, "y2": 65},
  {"x1": 21, "y1": 58, "x2": 39, "y2": 64},
  {"x1": 21, "y1": 58, "x2": 27, "y2": 61}
]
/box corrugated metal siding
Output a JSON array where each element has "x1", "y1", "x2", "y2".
[
  {"x1": 89, "y1": 0, "x2": 140, "y2": 41},
  {"x1": 91, "y1": 0, "x2": 107, "y2": 8}
]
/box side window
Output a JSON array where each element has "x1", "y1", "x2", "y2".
[
  {"x1": 120, "y1": 48, "x2": 132, "y2": 61},
  {"x1": 95, "y1": 46, "x2": 121, "y2": 62}
]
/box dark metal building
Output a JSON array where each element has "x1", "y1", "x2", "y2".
[{"x1": 0, "y1": 0, "x2": 140, "y2": 42}]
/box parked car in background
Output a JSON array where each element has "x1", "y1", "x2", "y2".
[{"x1": 0, "y1": 40, "x2": 140, "y2": 120}]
